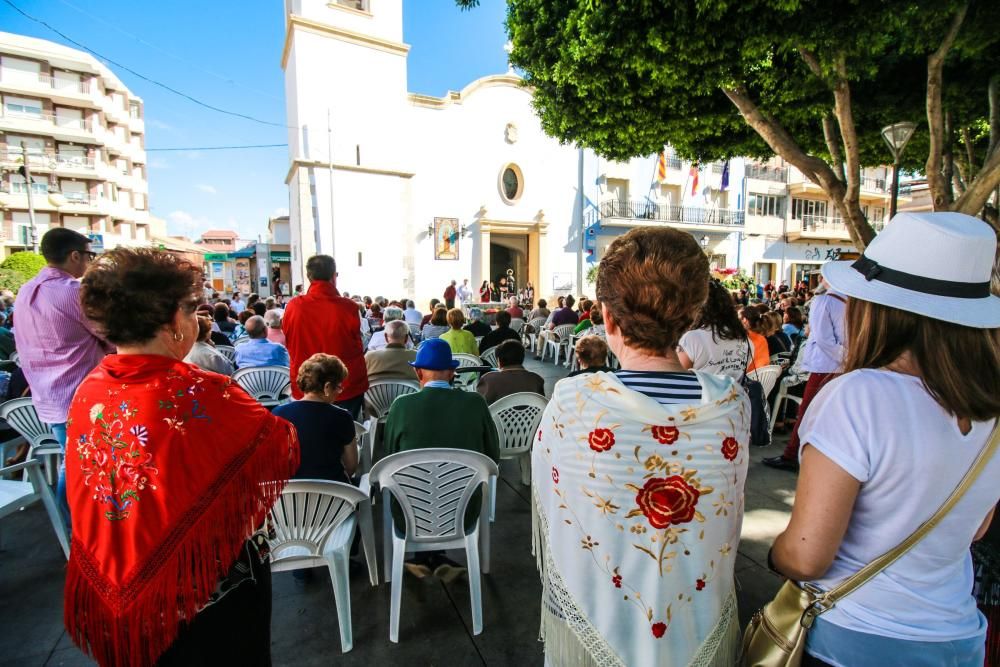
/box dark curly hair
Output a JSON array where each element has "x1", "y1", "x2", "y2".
[
  {"x1": 596, "y1": 227, "x2": 708, "y2": 354},
  {"x1": 692, "y1": 280, "x2": 747, "y2": 342},
  {"x1": 80, "y1": 248, "x2": 202, "y2": 346}
]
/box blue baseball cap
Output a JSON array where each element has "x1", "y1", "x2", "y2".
[{"x1": 409, "y1": 338, "x2": 460, "y2": 370}]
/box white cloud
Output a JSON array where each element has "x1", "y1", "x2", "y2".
[{"x1": 196, "y1": 184, "x2": 217, "y2": 194}]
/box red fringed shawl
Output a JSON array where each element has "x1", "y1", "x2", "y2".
[{"x1": 63, "y1": 354, "x2": 299, "y2": 667}]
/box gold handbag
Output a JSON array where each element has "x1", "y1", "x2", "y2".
[{"x1": 741, "y1": 422, "x2": 1000, "y2": 667}]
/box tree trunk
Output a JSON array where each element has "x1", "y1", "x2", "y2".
[
  {"x1": 925, "y1": 5, "x2": 968, "y2": 210},
  {"x1": 953, "y1": 146, "x2": 1000, "y2": 227}
]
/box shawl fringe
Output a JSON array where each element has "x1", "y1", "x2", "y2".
[{"x1": 64, "y1": 418, "x2": 297, "y2": 667}]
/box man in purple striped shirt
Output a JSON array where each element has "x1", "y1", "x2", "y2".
[{"x1": 14, "y1": 228, "x2": 113, "y2": 526}]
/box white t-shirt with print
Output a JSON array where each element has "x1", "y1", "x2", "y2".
[
  {"x1": 801, "y1": 369, "x2": 999, "y2": 642},
  {"x1": 677, "y1": 328, "x2": 751, "y2": 380}
]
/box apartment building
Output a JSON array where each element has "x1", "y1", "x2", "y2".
[{"x1": 0, "y1": 32, "x2": 150, "y2": 258}]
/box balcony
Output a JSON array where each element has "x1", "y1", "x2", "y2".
[
  {"x1": 596, "y1": 198, "x2": 744, "y2": 230},
  {"x1": 0, "y1": 73, "x2": 95, "y2": 107},
  {"x1": 0, "y1": 150, "x2": 98, "y2": 176},
  {"x1": 786, "y1": 215, "x2": 852, "y2": 242},
  {"x1": 0, "y1": 109, "x2": 98, "y2": 144},
  {"x1": 745, "y1": 163, "x2": 788, "y2": 183}
]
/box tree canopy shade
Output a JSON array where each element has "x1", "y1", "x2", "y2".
[{"x1": 457, "y1": 0, "x2": 1000, "y2": 249}]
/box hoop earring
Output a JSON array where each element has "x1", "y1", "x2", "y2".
[{"x1": 172, "y1": 332, "x2": 184, "y2": 342}]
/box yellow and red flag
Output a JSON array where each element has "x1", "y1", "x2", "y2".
[
  {"x1": 656, "y1": 152, "x2": 668, "y2": 183},
  {"x1": 689, "y1": 164, "x2": 700, "y2": 196}
]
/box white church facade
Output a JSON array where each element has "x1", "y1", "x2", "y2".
[{"x1": 282, "y1": 0, "x2": 893, "y2": 304}]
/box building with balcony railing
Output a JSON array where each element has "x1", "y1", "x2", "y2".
[{"x1": 0, "y1": 31, "x2": 149, "y2": 257}]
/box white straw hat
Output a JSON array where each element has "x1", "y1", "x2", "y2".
[{"x1": 821, "y1": 211, "x2": 1000, "y2": 328}]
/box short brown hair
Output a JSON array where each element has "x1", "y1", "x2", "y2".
[
  {"x1": 576, "y1": 335, "x2": 609, "y2": 368},
  {"x1": 80, "y1": 248, "x2": 201, "y2": 346},
  {"x1": 196, "y1": 316, "x2": 212, "y2": 342},
  {"x1": 596, "y1": 227, "x2": 708, "y2": 353},
  {"x1": 446, "y1": 308, "x2": 465, "y2": 329},
  {"x1": 845, "y1": 299, "x2": 1000, "y2": 421},
  {"x1": 296, "y1": 353, "x2": 349, "y2": 394},
  {"x1": 430, "y1": 307, "x2": 448, "y2": 326}
]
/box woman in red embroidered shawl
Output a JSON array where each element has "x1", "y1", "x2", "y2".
[{"x1": 64, "y1": 248, "x2": 299, "y2": 667}]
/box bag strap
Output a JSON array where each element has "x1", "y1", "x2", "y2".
[{"x1": 819, "y1": 419, "x2": 1000, "y2": 609}]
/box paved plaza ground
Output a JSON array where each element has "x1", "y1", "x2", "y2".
[{"x1": 0, "y1": 358, "x2": 795, "y2": 666}]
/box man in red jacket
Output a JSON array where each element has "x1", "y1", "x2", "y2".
[{"x1": 283, "y1": 255, "x2": 368, "y2": 418}]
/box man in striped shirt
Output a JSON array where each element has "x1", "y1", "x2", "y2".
[{"x1": 14, "y1": 228, "x2": 113, "y2": 526}]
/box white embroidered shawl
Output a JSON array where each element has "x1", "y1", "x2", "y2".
[{"x1": 532, "y1": 371, "x2": 750, "y2": 667}]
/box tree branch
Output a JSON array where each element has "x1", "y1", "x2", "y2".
[
  {"x1": 943, "y1": 111, "x2": 956, "y2": 204},
  {"x1": 722, "y1": 85, "x2": 873, "y2": 249},
  {"x1": 989, "y1": 74, "x2": 1000, "y2": 159},
  {"x1": 822, "y1": 113, "x2": 846, "y2": 183},
  {"x1": 829, "y1": 53, "x2": 872, "y2": 247},
  {"x1": 961, "y1": 126, "x2": 978, "y2": 180},
  {"x1": 954, "y1": 144, "x2": 1000, "y2": 226},
  {"x1": 798, "y1": 48, "x2": 824, "y2": 80},
  {"x1": 925, "y1": 3, "x2": 969, "y2": 210}
]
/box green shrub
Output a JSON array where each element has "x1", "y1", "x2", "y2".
[
  {"x1": 0, "y1": 269, "x2": 26, "y2": 294},
  {"x1": 1, "y1": 252, "x2": 46, "y2": 280}
]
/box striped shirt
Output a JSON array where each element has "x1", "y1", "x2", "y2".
[
  {"x1": 615, "y1": 370, "x2": 702, "y2": 405},
  {"x1": 13, "y1": 266, "x2": 112, "y2": 423}
]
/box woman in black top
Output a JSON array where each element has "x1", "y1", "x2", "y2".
[{"x1": 273, "y1": 353, "x2": 358, "y2": 484}]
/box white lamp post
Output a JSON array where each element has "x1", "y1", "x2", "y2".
[{"x1": 881, "y1": 122, "x2": 916, "y2": 220}]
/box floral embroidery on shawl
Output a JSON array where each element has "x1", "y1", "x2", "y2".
[{"x1": 534, "y1": 371, "x2": 749, "y2": 664}]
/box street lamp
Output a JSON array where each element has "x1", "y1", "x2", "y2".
[
  {"x1": 881, "y1": 122, "x2": 917, "y2": 220},
  {"x1": 700, "y1": 235, "x2": 709, "y2": 253}
]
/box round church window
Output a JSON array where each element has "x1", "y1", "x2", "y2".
[{"x1": 500, "y1": 164, "x2": 523, "y2": 203}]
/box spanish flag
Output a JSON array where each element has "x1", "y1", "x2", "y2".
[
  {"x1": 656, "y1": 152, "x2": 668, "y2": 183},
  {"x1": 689, "y1": 164, "x2": 700, "y2": 196}
]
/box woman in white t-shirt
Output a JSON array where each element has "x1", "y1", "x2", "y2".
[
  {"x1": 677, "y1": 279, "x2": 751, "y2": 380},
  {"x1": 770, "y1": 212, "x2": 1000, "y2": 667}
]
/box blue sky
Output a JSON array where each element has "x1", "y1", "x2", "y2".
[{"x1": 1, "y1": 0, "x2": 509, "y2": 241}]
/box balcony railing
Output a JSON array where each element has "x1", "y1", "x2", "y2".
[
  {"x1": 797, "y1": 215, "x2": 848, "y2": 232},
  {"x1": 745, "y1": 163, "x2": 788, "y2": 182},
  {"x1": 1, "y1": 150, "x2": 96, "y2": 170},
  {"x1": 599, "y1": 198, "x2": 744, "y2": 227},
  {"x1": 1, "y1": 73, "x2": 90, "y2": 94},
  {"x1": 861, "y1": 176, "x2": 887, "y2": 192},
  {"x1": 62, "y1": 192, "x2": 93, "y2": 205}
]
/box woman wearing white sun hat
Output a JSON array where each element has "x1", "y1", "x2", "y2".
[{"x1": 767, "y1": 211, "x2": 1000, "y2": 667}]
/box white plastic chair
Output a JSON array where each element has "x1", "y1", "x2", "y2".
[
  {"x1": 523, "y1": 317, "x2": 546, "y2": 349},
  {"x1": 0, "y1": 398, "x2": 62, "y2": 484},
  {"x1": 748, "y1": 364, "x2": 782, "y2": 397},
  {"x1": 488, "y1": 392, "x2": 547, "y2": 521},
  {"x1": 452, "y1": 353, "x2": 482, "y2": 392},
  {"x1": 215, "y1": 345, "x2": 237, "y2": 364},
  {"x1": 479, "y1": 345, "x2": 500, "y2": 369},
  {"x1": 542, "y1": 324, "x2": 575, "y2": 365},
  {"x1": 354, "y1": 419, "x2": 375, "y2": 474},
  {"x1": 364, "y1": 379, "x2": 420, "y2": 422},
  {"x1": 233, "y1": 336, "x2": 250, "y2": 346},
  {"x1": 370, "y1": 449, "x2": 498, "y2": 642},
  {"x1": 0, "y1": 459, "x2": 69, "y2": 558},
  {"x1": 769, "y1": 374, "x2": 806, "y2": 436},
  {"x1": 406, "y1": 323, "x2": 422, "y2": 344},
  {"x1": 8, "y1": 350, "x2": 19, "y2": 366},
  {"x1": 509, "y1": 318, "x2": 526, "y2": 335},
  {"x1": 268, "y1": 479, "x2": 378, "y2": 653},
  {"x1": 231, "y1": 366, "x2": 292, "y2": 407}
]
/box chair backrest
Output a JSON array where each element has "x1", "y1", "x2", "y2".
[
  {"x1": 369, "y1": 448, "x2": 497, "y2": 543},
  {"x1": 527, "y1": 317, "x2": 547, "y2": 332},
  {"x1": 589, "y1": 324, "x2": 606, "y2": 337},
  {"x1": 489, "y1": 392, "x2": 548, "y2": 457},
  {"x1": 231, "y1": 366, "x2": 292, "y2": 406},
  {"x1": 354, "y1": 419, "x2": 373, "y2": 473},
  {"x1": 552, "y1": 324, "x2": 575, "y2": 341},
  {"x1": 509, "y1": 318, "x2": 526, "y2": 335},
  {"x1": 474, "y1": 336, "x2": 484, "y2": 347},
  {"x1": 269, "y1": 480, "x2": 369, "y2": 562},
  {"x1": 479, "y1": 345, "x2": 500, "y2": 369},
  {"x1": 364, "y1": 379, "x2": 420, "y2": 419},
  {"x1": 452, "y1": 353, "x2": 482, "y2": 368},
  {"x1": 407, "y1": 323, "x2": 422, "y2": 341},
  {"x1": 0, "y1": 398, "x2": 57, "y2": 448},
  {"x1": 9, "y1": 350, "x2": 19, "y2": 366},
  {"x1": 215, "y1": 345, "x2": 237, "y2": 364},
  {"x1": 748, "y1": 364, "x2": 782, "y2": 397},
  {"x1": 233, "y1": 336, "x2": 251, "y2": 347}
]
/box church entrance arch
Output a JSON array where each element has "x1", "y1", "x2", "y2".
[{"x1": 475, "y1": 216, "x2": 547, "y2": 303}]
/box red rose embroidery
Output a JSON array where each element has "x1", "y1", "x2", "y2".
[
  {"x1": 721, "y1": 437, "x2": 739, "y2": 461},
  {"x1": 588, "y1": 428, "x2": 615, "y2": 453},
  {"x1": 612, "y1": 574, "x2": 622, "y2": 588},
  {"x1": 651, "y1": 425, "x2": 679, "y2": 444},
  {"x1": 634, "y1": 475, "x2": 701, "y2": 529},
  {"x1": 551, "y1": 467, "x2": 560, "y2": 484},
  {"x1": 696, "y1": 578, "x2": 706, "y2": 591},
  {"x1": 651, "y1": 622, "x2": 667, "y2": 638}
]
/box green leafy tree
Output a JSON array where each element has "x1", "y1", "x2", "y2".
[
  {"x1": 1, "y1": 252, "x2": 46, "y2": 280},
  {"x1": 458, "y1": 0, "x2": 1000, "y2": 249},
  {"x1": 0, "y1": 269, "x2": 27, "y2": 294}
]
